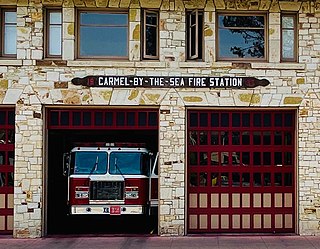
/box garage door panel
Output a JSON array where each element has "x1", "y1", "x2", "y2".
[{"x1": 187, "y1": 110, "x2": 295, "y2": 233}]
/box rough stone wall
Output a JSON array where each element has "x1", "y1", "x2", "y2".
[{"x1": 0, "y1": 0, "x2": 318, "y2": 237}]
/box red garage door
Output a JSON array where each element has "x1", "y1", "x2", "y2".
[
  {"x1": 187, "y1": 110, "x2": 295, "y2": 233},
  {"x1": 0, "y1": 109, "x2": 14, "y2": 234}
]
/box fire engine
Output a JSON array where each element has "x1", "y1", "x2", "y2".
[{"x1": 63, "y1": 143, "x2": 158, "y2": 216}]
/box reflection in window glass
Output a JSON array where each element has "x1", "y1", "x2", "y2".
[
  {"x1": 221, "y1": 173, "x2": 229, "y2": 186},
  {"x1": 189, "y1": 152, "x2": 198, "y2": 165},
  {"x1": 47, "y1": 10, "x2": 62, "y2": 56},
  {"x1": 285, "y1": 132, "x2": 292, "y2": 145},
  {"x1": 211, "y1": 113, "x2": 219, "y2": 127},
  {"x1": 189, "y1": 131, "x2": 197, "y2": 145},
  {"x1": 8, "y1": 151, "x2": 14, "y2": 165},
  {"x1": 200, "y1": 113, "x2": 208, "y2": 127},
  {"x1": 242, "y1": 152, "x2": 250, "y2": 165},
  {"x1": 199, "y1": 152, "x2": 208, "y2": 165},
  {"x1": 211, "y1": 173, "x2": 219, "y2": 186},
  {"x1": 200, "y1": 172, "x2": 207, "y2": 186},
  {"x1": 0, "y1": 173, "x2": 5, "y2": 186},
  {"x1": 144, "y1": 10, "x2": 158, "y2": 58},
  {"x1": 282, "y1": 15, "x2": 296, "y2": 61},
  {"x1": 275, "y1": 131, "x2": 282, "y2": 145},
  {"x1": 275, "y1": 152, "x2": 282, "y2": 165},
  {"x1": 232, "y1": 172, "x2": 240, "y2": 186},
  {"x1": 73, "y1": 151, "x2": 107, "y2": 174},
  {"x1": 218, "y1": 15, "x2": 265, "y2": 59},
  {"x1": 284, "y1": 152, "x2": 292, "y2": 165},
  {"x1": 284, "y1": 173, "x2": 292, "y2": 186},
  {"x1": 221, "y1": 113, "x2": 229, "y2": 127},
  {"x1": 4, "y1": 10, "x2": 17, "y2": 55},
  {"x1": 232, "y1": 132, "x2": 240, "y2": 145},
  {"x1": 242, "y1": 113, "x2": 250, "y2": 127},
  {"x1": 285, "y1": 113, "x2": 293, "y2": 127},
  {"x1": 79, "y1": 12, "x2": 128, "y2": 57},
  {"x1": 254, "y1": 173, "x2": 261, "y2": 186},
  {"x1": 263, "y1": 173, "x2": 271, "y2": 186},
  {"x1": 263, "y1": 152, "x2": 271, "y2": 165},
  {"x1": 242, "y1": 173, "x2": 250, "y2": 187},
  {"x1": 263, "y1": 113, "x2": 271, "y2": 127},
  {"x1": 221, "y1": 131, "x2": 228, "y2": 145},
  {"x1": 232, "y1": 152, "x2": 240, "y2": 165},
  {"x1": 221, "y1": 152, "x2": 229, "y2": 165},
  {"x1": 263, "y1": 131, "x2": 271, "y2": 145},
  {"x1": 211, "y1": 152, "x2": 218, "y2": 165},
  {"x1": 190, "y1": 113, "x2": 198, "y2": 127},
  {"x1": 0, "y1": 151, "x2": 5, "y2": 165},
  {"x1": 8, "y1": 172, "x2": 13, "y2": 186},
  {"x1": 275, "y1": 173, "x2": 282, "y2": 186},
  {"x1": 253, "y1": 132, "x2": 261, "y2": 145},
  {"x1": 253, "y1": 113, "x2": 261, "y2": 127},
  {"x1": 190, "y1": 172, "x2": 197, "y2": 186},
  {"x1": 211, "y1": 131, "x2": 219, "y2": 145},
  {"x1": 232, "y1": 113, "x2": 240, "y2": 127},
  {"x1": 253, "y1": 152, "x2": 261, "y2": 165},
  {"x1": 0, "y1": 130, "x2": 6, "y2": 144},
  {"x1": 199, "y1": 131, "x2": 207, "y2": 145},
  {"x1": 242, "y1": 131, "x2": 250, "y2": 145}
]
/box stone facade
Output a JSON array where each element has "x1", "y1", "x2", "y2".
[{"x1": 0, "y1": 0, "x2": 318, "y2": 237}]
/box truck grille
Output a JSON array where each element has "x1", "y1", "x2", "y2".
[{"x1": 90, "y1": 181, "x2": 124, "y2": 200}]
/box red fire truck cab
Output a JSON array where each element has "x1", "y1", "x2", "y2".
[{"x1": 63, "y1": 143, "x2": 158, "y2": 216}]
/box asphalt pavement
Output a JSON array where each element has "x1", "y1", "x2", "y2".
[{"x1": 1, "y1": 235, "x2": 320, "y2": 249}]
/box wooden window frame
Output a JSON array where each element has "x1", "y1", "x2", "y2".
[
  {"x1": 76, "y1": 10, "x2": 129, "y2": 60},
  {"x1": 45, "y1": 8, "x2": 62, "y2": 58},
  {"x1": 142, "y1": 9, "x2": 159, "y2": 60},
  {"x1": 281, "y1": 13, "x2": 297, "y2": 62},
  {"x1": 186, "y1": 9, "x2": 203, "y2": 61},
  {"x1": 216, "y1": 12, "x2": 267, "y2": 62},
  {"x1": 1, "y1": 8, "x2": 16, "y2": 58}
]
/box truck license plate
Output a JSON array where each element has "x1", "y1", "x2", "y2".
[{"x1": 110, "y1": 206, "x2": 121, "y2": 215}]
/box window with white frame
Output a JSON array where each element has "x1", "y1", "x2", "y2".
[
  {"x1": 1, "y1": 9, "x2": 16, "y2": 57},
  {"x1": 77, "y1": 10, "x2": 128, "y2": 59},
  {"x1": 217, "y1": 13, "x2": 266, "y2": 60},
  {"x1": 186, "y1": 9, "x2": 203, "y2": 60},
  {"x1": 281, "y1": 13, "x2": 297, "y2": 62},
  {"x1": 46, "y1": 9, "x2": 62, "y2": 58}
]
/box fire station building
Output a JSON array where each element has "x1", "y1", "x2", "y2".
[{"x1": 0, "y1": 0, "x2": 319, "y2": 238}]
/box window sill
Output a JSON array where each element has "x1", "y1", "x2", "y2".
[
  {"x1": 0, "y1": 59, "x2": 22, "y2": 66},
  {"x1": 179, "y1": 62, "x2": 211, "y2": 68},
  {"x1": 251, "y1": 62, "x2": 304, "y2": 70}
]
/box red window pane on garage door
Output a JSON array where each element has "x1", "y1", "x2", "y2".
[
  {"x1": 0, "y1": 109, "x2": 14, "y2": 234},
  {"x1": 187, "y1": 110, "x2": 295, "y2": 233}
]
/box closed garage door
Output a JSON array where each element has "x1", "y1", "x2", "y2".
[{"x1": 187, "y1": 110, "x2": 295, "y2": 233}]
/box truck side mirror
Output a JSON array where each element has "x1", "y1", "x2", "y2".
[{"x1": 63, "y1": 153, "x2": 70, "y2": 176}]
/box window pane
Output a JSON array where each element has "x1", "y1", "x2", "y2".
[
  {"x1": 282, "y1": 16, "x2": 294, "y2": 28},
  {"x1": 49, "y1": 26, "x2": 62, "y2": 55},
  {"x1": 4, "y1": 25, "x2": 16, "y2": 54},
  {"x1": 79, "y1": 12, "x2": 128, "y2": 57},
  {"x1": 5, "y1": 11, "x2": 16, "y2": 23},
  {"x1": 80, "y1": 26, "x2": 128, "y2": 56},
  {"x1": 146, "y1": 25, "x2": 157, "y2": 56},
  {"x1": 199, "y1": 131, "x2": 207, "y2": 145},
  {"x1": 282, "y1": 30, "x2": 294, "y2": 59},
  {"x1": 50, "y1": 12, "x2": 61, "y2": 24},
  {"x1": 81, "y1": 13, "x2": 127, "y2": 25},
  {"x1": 218, "y1": 15, "x2": 265, "y2": 59}
]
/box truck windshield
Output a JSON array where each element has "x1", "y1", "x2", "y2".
[
  {"x1": 71, "y1": 151, "x2": 107, "y2": 174},
  {"x1": 109, "y1": 152, "x2": 148, "y2": 175}
]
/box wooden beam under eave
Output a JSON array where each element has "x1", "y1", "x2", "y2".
[{"x1": 96, "y1": 0, "x2": 109, "y2": 7}]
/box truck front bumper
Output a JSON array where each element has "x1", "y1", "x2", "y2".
[{"x1": 70, "y1": 205, "x2": 144, "y2": 215}]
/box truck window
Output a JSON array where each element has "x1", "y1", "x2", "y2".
[
  {"x1": 109, "y1": 152, "x2": 146, "y2": 175},
  {"x1": 71, "y1": 151, "x2": 107, "y2": 174}
]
